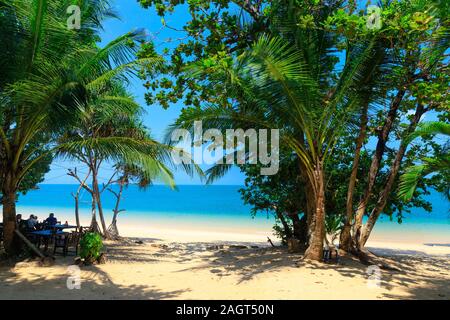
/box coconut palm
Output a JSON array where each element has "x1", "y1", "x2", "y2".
[
  {"x1": 398, "y1": 121, "x2": 450, "y2": 201},
  {"x1": 60, "y1": 83, "x2": 188, "y2": 237},
  {"x1": 0, "y1": 0, "x2": 172, "y2": 254},
  {"x1": 167, "y1": 31, "x2": 378, "y2": 260}
]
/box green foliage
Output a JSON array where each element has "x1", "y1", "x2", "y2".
[
  {"x1": 161, "y1": 0, "x2": 448, "y2": 244},
  {"x1": 80, "y1": 232, "x2": 104, "y2": 262},
  {"x1": 0, "y1": 0, "x2": 185, "y2": 202},
  {"x1": 325, "y1": 215, "x2": 343, "y2": 236},
  {"x1": 138, "y1": 0, "x2": 269, "y2": 109},
  {"x1": 238, "y1": 150, "x2": 305, "y2": 242},
  {"x1": 399, "y1": 122, "x2": 450, "y2": 201}
]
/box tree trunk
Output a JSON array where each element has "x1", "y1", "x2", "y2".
[
  {"x1": 340, "y1": 101, "x2": 369, "y2": 251},
  {"x1": 92, "y1": 169, "x2": 108, "y2": 237},
  {"x1": 297, "y1": 134, "x2": 314, "y2": 246},
  {"x1": 74, "y1": 195, "x2": 80, "y2": 228},
  {"x1": 358, "y1": 104, "x2": 426, "y2": 248},
  {"x1": 304, "y1": 161, "x2": 326, "y2": 261},
  {"x1": 353, "y1": 89, "x2": 406, "y2": 244},
  {"x1": 107, "y1": 182, "x2": 125, "y2": 238},
  {"x1": 276, "y1": 211, "x2": 292, "y2": 240},
  {"x1": 2, "y1": 187, "x2": 18, "y2": 255},
  {"x1": 291, "y1": 213, "x2": 308, "y2": 246},
  {"x1": 89, "y1": 196, "x2": 101, "y2": 234}
]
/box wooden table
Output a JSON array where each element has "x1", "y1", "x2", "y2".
[{"x1": 29, "y1": 230, "x2": 66, "y2": 251}]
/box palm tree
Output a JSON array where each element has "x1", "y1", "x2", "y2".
[
  {"x1": 398, "y1": 121, "x2": 450, "y2": 201},
  {"x1": 0, "y1": 0, "x2": 166, "y2": 254},
  {"x1": 168, "y1": 32, "x2": 377, "y2": 260},
  {"x1": 60, "y1": 83, "x2": 180, "y2": 237}
]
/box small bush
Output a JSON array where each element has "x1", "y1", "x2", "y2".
[{"x1": 79, "y1": 232, "x2": 103, "y2": 263}]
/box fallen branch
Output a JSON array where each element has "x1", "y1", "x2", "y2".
[
  {"x1": 14, "y1": 230, "x2": 55, "y2": 266},
  {"x1": 14, "y1": 229, "x2": 44, "y2": 258}
]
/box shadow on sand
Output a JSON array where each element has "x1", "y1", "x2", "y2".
[
  {"x1": 166, "y1": 243, "x2": 450, "y2": 299},
  {"x1": 1, "y1": 239, "x2": 448, "y2": 300},
  {"x1": 0, "y1": 259, "x2": 189, "y2": 299}
]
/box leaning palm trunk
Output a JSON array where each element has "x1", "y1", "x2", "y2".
[{"x1": 304, "y1": 160, "x2": 326, "y2": 260}]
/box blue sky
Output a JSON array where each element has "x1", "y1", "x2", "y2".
[
  {"x1": 43, "y1": 0, "x2": 246, "y2": 185},
  {"x1": 42, "y1": 0, "x2": 442, "y2": 186}
]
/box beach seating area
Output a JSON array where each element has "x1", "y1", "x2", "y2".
[{"x1": 0, "y1": 215, "x2": 83, "y2": 258}]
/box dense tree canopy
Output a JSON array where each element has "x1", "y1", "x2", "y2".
[
  {"x1": 0, "y1": 0, "x2": 186, "y2": 254},
  {"x1": 141, "y1": 0, "x2": 449, "y2": 260}
]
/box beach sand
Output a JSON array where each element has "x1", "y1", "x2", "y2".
[{"x1": 0, "y1": 224, "x2": 449, "y2": 300}]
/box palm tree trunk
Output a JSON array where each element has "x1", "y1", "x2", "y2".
[
  {"x1": 304, "y1": 161, "x2": 325, "y2": 261},
  {"x1": 2, "y1": 185, "x2": 18, "y2": 255},
  {"x1": 340, "y1": 102, "x2": 368, "y2": 251}
]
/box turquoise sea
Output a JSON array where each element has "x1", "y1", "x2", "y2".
[{"x1": 10, "y1": 184, "x2": 450, "y2": 242}]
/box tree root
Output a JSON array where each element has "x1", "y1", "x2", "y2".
[{"x1": 342, "y1": 246, "x2": 402, "y2": 271}]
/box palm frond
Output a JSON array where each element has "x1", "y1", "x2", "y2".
[{"x1": 405, "y1": 121, "x2": 450, "y2": 145}]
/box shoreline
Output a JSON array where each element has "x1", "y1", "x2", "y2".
[
  {"x1": 2, "y1": 208, "x2": 449, "y2": 299},
  {"x1": 11, "y1": 205, "x2": 450, "y2": 246}
]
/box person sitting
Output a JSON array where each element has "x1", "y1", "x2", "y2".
[
  {"x1": 16, "y1": 214, "x2": 23, "y2": 226},
  {"x1": 45, "y1": 213, "x2": 58, "y2": 226},
  {"x1": 27, "y1": 215, "x2": 38, "y2": 230},
  {"x1": 16, "y1": 214, "x2": 29, "y2": 233}
]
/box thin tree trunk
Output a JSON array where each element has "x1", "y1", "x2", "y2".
[
  {"x1": 358, "y1": 105, "x2": 426, "y2": 247},
  {"x1": 340, "y1": 102, "x2": 369, "y2": 251},
  {"x1": 108, "y1": 182, "x2": 125, "y2": 238},
  {"x1": 91, "y1": 167, "x2": 108, "y2": 237},
  {"x1": 353, "y1": 89, "x2": 406, "y2": 244},
  {"x1": 69, "y1": 168, "x2": 91, "y2": 229},
  {"x1": 74, "y1": 196, "x2": 80, "y2": 228},
  {"x1": 110, "y1": 183, "x2": 124, "y2": 226},
  {"x1": 304, "y1": 161, "x2": 326, "y2": 261}
]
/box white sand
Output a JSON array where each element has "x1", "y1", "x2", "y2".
[{"x1": 1, "y1": 225, "x2": 449, "y2": 300}]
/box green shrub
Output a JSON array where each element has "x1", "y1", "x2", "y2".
[{"x1": 79, "y1": 232, "x2": 103, "y2": 263}]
